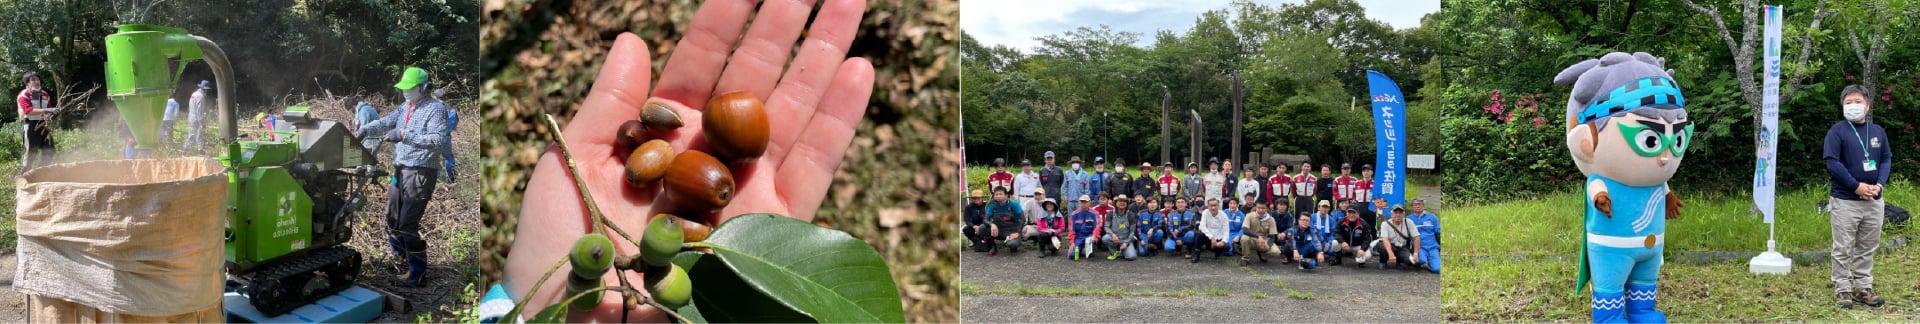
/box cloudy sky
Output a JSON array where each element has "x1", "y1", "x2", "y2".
[{"x1": 962, "y1": 0, "x2": 1440, "y2": 52}]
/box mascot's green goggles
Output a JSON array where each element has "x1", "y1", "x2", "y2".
[{"x1": 1577, "y1": 76, "x2": 1686, "y2": 124}]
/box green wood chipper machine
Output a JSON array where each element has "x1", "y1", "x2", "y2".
[{"x1": 105, "y1": 24, "x2": 385, "y2": 316}]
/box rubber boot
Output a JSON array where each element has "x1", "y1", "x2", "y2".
[
  {"x1": 400, "y1": 238, "x2": 429, "y2": 287},
  {"x1": 1624, "y1": 284, "x2": 1667, "y2": 323},
  {"x1": 1592, "y1": 290, "x2": 1627, "y2": 323},
  {"x1": 386, "y1": 236, "x2": 405, "y2": 260}
]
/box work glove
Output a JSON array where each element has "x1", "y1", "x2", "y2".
[{"x1": 384, "y1": 130, "x2": 404, "y2": 143}]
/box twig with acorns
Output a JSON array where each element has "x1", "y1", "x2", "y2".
[{"x1": 505, "y1": 91, "x2": 768, "y2": 323}]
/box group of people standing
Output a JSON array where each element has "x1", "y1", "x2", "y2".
[{"x1": 964, "y1": 151, "x2": 1441, "y2": 273}]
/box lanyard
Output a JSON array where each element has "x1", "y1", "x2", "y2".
[
  {"x1": 1848, "y1": 122, "x2": 1872, "y2": 159},
  {"x1": 403, "y1": 101, "x2": 418, "y2": 124}
]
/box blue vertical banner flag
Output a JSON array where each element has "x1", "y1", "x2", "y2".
[
  {"x1": 1367, "y1": 71, "x2": 1407, "y2": 209},
  {"x1": 1756, "y1": 5, "x2": 1782, "y2": 224}
]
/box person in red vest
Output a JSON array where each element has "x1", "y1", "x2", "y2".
[
  {"x1": 1267, "y1": 163, "x2": 1292, "y2": 211},
  {"x1": 16, "y1": 72, "x2": 55, "y2": 168},
  {"x1": 987, "y1": 157, "x2": 1015, "y2": 194},
  {"x1": 1292, "y1": 161, "x2": 1318, "y2": 215},
  {"x1": 1333, "y1": 163, "x2": 1359, "y2": 205},
  {"x1": 1157, "y1": 162, "x2": 1181, "y2": 205},
  {"x1": 1355, "y1": 164, "x2": 1376, "y2": 211}
]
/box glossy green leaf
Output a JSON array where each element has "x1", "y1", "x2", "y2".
[
  {"x1": 529, "y1": 302, "x2": 569, "y2": 324},
  {"x1": 700, "y1": 214, "x2": 905, "y2": 323},
  {"x1": 675, "y1": 251, "x2": 814, "y2": 323},
  {"x1": 666, "y1": 252, "x2": 711, "y2": 324}
]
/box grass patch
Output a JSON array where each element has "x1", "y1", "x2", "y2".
[
  {"x1": 1286, "y1": 290, "x2": 1314, "y2": 300},
  {"x1": 1446, "y1": 182, "x2": 1920, "y2": 256},
  {"x1": 1444, "y1": 249, "x2": 1920, "y2": 321},
  {"x1": 961, "y1": 281, "x2": 1236, "y2": 298},
  {"x1": 1249, "y1": 291, "x2": 1269, "y2": 299},
  {"x1": 1446, "y1": 182, "x2": 1920, "y2": 321},
  {"x1": 1236, "y1": 265, "x2": 1287, "y2": 289}
]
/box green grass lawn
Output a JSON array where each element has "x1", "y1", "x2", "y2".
[
  {"x1": 1444, "y1": 182, "x2": 1920, "y2": 321},
  {"x1": 1447, "y1": 183, "x2": 1920, "y2": 256}
]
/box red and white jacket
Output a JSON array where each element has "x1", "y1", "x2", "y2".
[
  {"x1": 1158, "y1": 174, "x2": 1180, "y2": 197},
  {"x1": 17, "y1": 88, "x2": 50, "y2": 121},
  {"x1": 1333, "y1": 175, "x2": 1358, "y2": 201},
  {"x1": 987, "y1": 170, "x2": 1014, "y2": 193},
  {"x1": 1354, "y1": 178, "x2": 1374, "y2": 205},
  {"x1": 1291, "y1": 173, "x2": 1317, "y2": 198},
  {"x1": 1266, "y1": 173, "x2": 1291, "y2": 202}
]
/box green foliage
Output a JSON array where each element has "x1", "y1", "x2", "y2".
[
  {"x1": 414, "y1": 282, "x2": 484, "y2": 324},
  {"x1": 962, "y1": 0, "x2": 1438, "y2": 168},
  {"x1": 1437, "y1": 0, "x2": 1920, "y2": 202},
  {"x1": 683, "y1": 214, "x2": 905, "y2": 323},
  {"x1": 0, "y1": 0, "x2": 476, "y2": 127}
]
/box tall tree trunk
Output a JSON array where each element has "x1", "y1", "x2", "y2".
[
  {"x1": 1680, "y1": 0, "x2": 1832, "y2": 148},
  {"x1": 1847, "y1": 0, "x2": 1891, "y2": 100}
]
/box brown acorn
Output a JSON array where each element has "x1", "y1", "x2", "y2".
[
  {"x1": 663, "y1": 150, "x2": 734, "y2": 213},
  {"x1": 702, "y1": 91, "x2": 770, "y2": 161},
  {"x1": 624, "y1": 140, "x2": 674, "y2": 186},
  {"x1": 678, "y1": 216, "x2": 713, "y2": 243},
  {"x1": 640, "y1": 101, "x2": 684, "y2": 131},
  {"x1": 615, "y1": 120, "x2": 645, "y2": 150}
]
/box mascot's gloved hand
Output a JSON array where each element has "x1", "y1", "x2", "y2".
[
  {"x1": 1595, "y1": 191, "x2": 1612, "y2": 218},
  {"x1": 1665, "y1": 190, "x2": 1683, "y2": 220}
]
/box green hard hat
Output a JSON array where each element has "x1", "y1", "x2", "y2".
[{"x1": 394, "y1": 67, "x2": 428, "y2": 90}]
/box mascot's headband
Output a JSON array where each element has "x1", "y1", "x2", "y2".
[{"x1": 1577, "y1": 76, "x2": 1685, "y2": 124}]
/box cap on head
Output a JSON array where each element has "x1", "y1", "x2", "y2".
[
  {"x1": 1318, "y1": 200, "x2": 1331, "y2": 207},
  {"x1": 1022, "y1": 159, "x2": 1032, "y2": 165},
  {"x1": 1142, "y1": 162, "x2": 1152, "y2": 169},
  {"x1": 1070, "y1": 156, "x2": 1083, "y2": 163},
  {"x1": 1115, "y1": 195, "x2": 1129, "y2": 201},
  {"x1": 1034, "y1": 188, "x2": 1047, "y2": 196},
  {"x1": 1341, "y1": 163, "x2": 1351, "y2": 168},
  {"x1": 1392, "y1": 204, "x2": 1407, "y2": 212},
  {"x1": 1044, "y1": 151, "x2": 1056, "y2": 158},
  {"x1": 199, "y1": 80, "x2": 212, "y2": 89},
  {"x1": 1094, "y1": 157, "x2": 1105, "y2": 163},
  {"x1": 994, "y1": 158, "x2": 1006, "y2": 166},
  {"x1": 1078, "y1": 195, "x2": 1092, "y2": 202},
  {"x1": 394, "y1": 66, "x2": 429, "y2": 90},
  {"x1": 969, "y1": 189, "x2": 985, "y2": 198}
]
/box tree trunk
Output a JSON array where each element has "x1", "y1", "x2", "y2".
[{"x1": 1680, "y1": 0, "x2": 1832, "y2": 149}]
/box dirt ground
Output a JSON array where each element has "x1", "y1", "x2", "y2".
[
  {"x1": 0, "y1": 93, "x2": 483, "y2": 322},
  {"x1": 959, "y1": 245, "x2": 1441, "y2": 322}
]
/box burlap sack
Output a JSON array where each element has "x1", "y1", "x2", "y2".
[{"x1": 14, "y1": 158, "x2": 226, "y2": 318}]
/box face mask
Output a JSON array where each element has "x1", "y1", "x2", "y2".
[
  {"x1": 403, "y1": 87, "x2": 424, "y2": 101},
  {"x1": 1072, "y1": 163, "x2": 1081, "y2": 170},
  {"x1": 1116, "y1": 168, "x2": 1125, "y2": 174},
  {"x1": 1845, "y1": 103, "x2": 1868, "y2": 122}
]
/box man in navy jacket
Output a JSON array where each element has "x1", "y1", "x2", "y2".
[{"x1": 1825, "y1": 85, "x2": 1892, "y2": 309}]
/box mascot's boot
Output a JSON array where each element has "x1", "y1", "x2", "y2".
[
  {"x1": 1592, "y1": 291, "x2": 1627, "y2": 323},
  {"x1": 1625, "y1": 284, "x2": 1668, "y2": 323}
]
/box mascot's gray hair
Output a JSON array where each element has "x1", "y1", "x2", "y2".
[{"x1": 1553, "y1": 52, "x2": 1687, "y2": 130}]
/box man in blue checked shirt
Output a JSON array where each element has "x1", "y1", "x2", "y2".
[{"x1": 356, "y1": 67, "x2": 450, "y2": 286}]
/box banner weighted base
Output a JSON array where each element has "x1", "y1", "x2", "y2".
[{"x1": 1748, "y1": 240, "x2": 1791, "y2": 275}]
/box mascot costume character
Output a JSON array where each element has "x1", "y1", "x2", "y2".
[{"x1": 1554, "y1": 52, "x2": 1690, "y2": 323}]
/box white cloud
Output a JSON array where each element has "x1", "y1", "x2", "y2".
[{"x1": 963, "y1": 0, "x2": 1438, "y2": 52}]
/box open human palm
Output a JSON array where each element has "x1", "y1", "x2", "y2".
[{"x1": 505, "y1": 0, "x2": 874, "y2": 321}]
